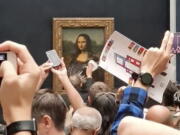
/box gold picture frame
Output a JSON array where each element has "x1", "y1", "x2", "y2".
[{"x1": 52, "y1": 18, "x2": 114, "y2": 92}]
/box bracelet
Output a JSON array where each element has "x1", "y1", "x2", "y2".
[{"x1": 6, "y1": 118, "x2": 37, "y2": 135}]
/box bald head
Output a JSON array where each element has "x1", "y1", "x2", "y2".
[
  {"x1": 71, "y1": 106, "x2": 102, "y2": 130},
  {"x1": 146, "y1": 105, "x2": 171, "y2": 125}
]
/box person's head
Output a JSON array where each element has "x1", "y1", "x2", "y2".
[
  {"x1": 71, "y1": 106, "x2": 102, "y2": 135},
  {"x1": 91, "y1": 92, "x2": 117, "y2": 135},
  {"x1": 163, "y1": 81, "x2": 179, "y2": 106},
  {"x1": 146, "y1": 105, "x2": 172, "y2": 126},
  {"x1": 75, "y1": 34, "x2": 91, "y2": 53},
  {"x1": 88, "y1": 81, "x2": 111, "y2": 104},
  {"x1": 173, "y1": 90, "x2": 180, "y2": 112},
  {"x1": 32, "y1": 89, "x2": 67, "y2": 135},
  {"x1": 69, "y1": 74, "x2": 83, "y2": 90}
]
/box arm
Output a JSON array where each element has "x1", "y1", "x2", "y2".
[
  {"x1": 36, "y1": 61, "x2": 53, "y2": 89},
  {"x1": 86, "y1": 62, "x2": 93, "y2": 78},
  {"x1": 83, "y1": 63, "x2": 94, "y2": 91},
  {"x1": 111, "y1": 86, "x2": 147, "y2": 135},
  {"x1": 118, "y1": 116, "x2": 180, "y2": 135},
  {"x1": 0, "y1": 41, "x2": 41, "y2": 135},
  {"x1": 111, "y1": 31, "x2": 174, "y2": 135},
  {"x1": 51, "y1": 59, "x2": 85, "y2": 110}
]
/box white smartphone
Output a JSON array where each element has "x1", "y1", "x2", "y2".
[
  {"x1": 88, "y1": 60, "x2": 98, "y2": 71},
  {"x1": 45, "y1": 50, "x2": 61, "y2": 67},
  {"x1": 0, "y1": 52, "x2": 17, "y2": 70}
]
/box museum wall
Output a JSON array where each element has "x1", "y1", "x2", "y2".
[{"x1": 0, "y1": 0, "x2": 170, "y2": 88}]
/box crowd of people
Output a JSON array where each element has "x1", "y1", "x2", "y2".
[{"x1": 0, "y1": 31, "x2": 179, "y2": 135}]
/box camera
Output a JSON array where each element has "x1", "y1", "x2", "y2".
[
  {"x1": 0, "y1": 52, "x2": 17, "y2": 67},
  {"x1": 0, "y1": 52, "x2": 17, "y2": 83}
]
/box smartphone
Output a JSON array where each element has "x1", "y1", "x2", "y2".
[
  {"x1": 0, "y1": 52, "x2": 17, "y2": 84},
  {"x1": 0, "y1": 52, "x2": 17, "y2": 70},
  {"x1": 88, "y1": 60, "x2": 98, "y2": 71},
  {"x1": 172, "y1": 32, "x2": 180, "y2": 54},
  {"x1": 45, "y1": 50, "x2": 61, "y2": 67}
]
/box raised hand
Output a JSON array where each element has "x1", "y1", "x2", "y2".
[
  {"x1": 0, "y1": 41, "x2": 41, "y2": 125},
  {"x1": 51, "y1": 58, "x2": 68, "y2": 80},
  {"x1": 141, "y1": 31, "x2": 174, "y2": 77},
  {"x1": 36, "y1": 61, "x2": 53, "y2": 89}
]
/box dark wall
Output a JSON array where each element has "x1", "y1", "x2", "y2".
[
  {"x1": 0, "y1": 0, "x2": 169, "y2": 88},
  {"x1": 177, "y1": 0, "x2": 180, "y2": 83}
]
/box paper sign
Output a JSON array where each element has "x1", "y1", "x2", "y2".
[{"x1": 99, "y1": 31, "x2": 174, "y2": 103}]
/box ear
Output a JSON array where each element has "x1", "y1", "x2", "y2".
[
  {"x1": 40, "y1": 115, "x2": 53, "y2": 128},
  {"x1": 80, "y1": 82, "x2": 83, "y2": 87},
  {"x1": 93, "y1": 128, "x2": 100, "y2": 135}
]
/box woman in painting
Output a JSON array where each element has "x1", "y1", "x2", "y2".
[
  {"x1": 68, "y1": 33, "x2": 94, "y2": 76},
  {"x1": 68, "y1": 33, "x2": 104, "y2": 82}
]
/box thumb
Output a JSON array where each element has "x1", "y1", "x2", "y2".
[{"x1": 0, "y1": 61, "x2": 17, "y2": 78}]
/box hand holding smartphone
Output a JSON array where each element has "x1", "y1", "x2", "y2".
[
  {"x1": 88, "y1": 60, "x2": 98, "y2": 71},
  {"x1": 0, "y1": 52, "x2": 17, "y2": 70}
]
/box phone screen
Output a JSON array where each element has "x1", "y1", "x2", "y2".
[
  {"x1": 0, "y1": 53, "x2": 7, "y2": 84},
  {"x1": 0, "y1": 53, "x2": 7, "y2": 64}
]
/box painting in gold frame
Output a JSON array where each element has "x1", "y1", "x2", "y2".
[{"x1": 53, "y1": 18, "x2": 114, "y2": 92}]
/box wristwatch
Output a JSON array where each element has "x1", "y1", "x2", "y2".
[
  {"x1": 139, "y1": 72, "x2": 153, "y2": 86},
  {"x1": 6, "y1": 118, "x2": 37, "y2": 135}
]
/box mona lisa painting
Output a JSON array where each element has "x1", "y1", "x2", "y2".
[{"x1": 53, "y1": 18, "x2": 114, "y2": 92}]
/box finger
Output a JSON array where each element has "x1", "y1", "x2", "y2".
[
  {"x1": 0, "y1": 61, "x2": 17, "y2": 77},
  {"x1": 0, "y1": 41, "x2": 35, "y2": 64},
  {"x1": 17, "y1": 58, "x2": 23, "y2": 67},
  {"x1": 165, "y1": 33, "x2": 174, "y2": 54},
  {"x1": 41, "y1": 61, "x2": 53, "y2": 66},
  {"x1": 61, "y1": 57, "x2": 66, "y2": 67},
  {"x1": 160, "y1": 31, "x2": 170, "y2": 51},
  {"x1": 43, "y1": 66, "x2": 52, "y2": 71},
  {"x1": 170, "y1": 53, "x2": 174, "y2": 58},
  {"x1": 168, "y1": 53, "x2": 175, "y2": 64},
  {"x1": 143, "y1": 47, "x2": 156, "y2": 58},
  {"x1": 41, "y1": 62, "x2": 53, "y2": 69},
  {"x1": 88, "y1": 63, "x2": 93, "y2": 68},
  {"x1": 50, "y1": 68, "x2": 56, "y2": 73}
]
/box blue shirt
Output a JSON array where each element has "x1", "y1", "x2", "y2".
[{"x1": 111, "y1": 86, "x2": 147, "y2": 135}]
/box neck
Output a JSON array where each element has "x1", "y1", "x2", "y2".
[
  {"x1": 72, "y1": 128, "x2": 95, "y2": 135},
  {"x1": 47, "y1": 128, "x2": 65, "y2": 135},
  {"x1": 80, "y1": 50, "x2": 88, "y2": 53}
]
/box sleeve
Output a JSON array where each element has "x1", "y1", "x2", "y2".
[{"x1": 111, "y1": 86, "x2": 148, "y2": 135}]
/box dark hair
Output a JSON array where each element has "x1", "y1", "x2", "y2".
[
  {"x1": 163, "y1": 81, "x2": 179, "y2": 106},
  {"x1": 75, "y1": 33, "x2": 92, "y2": 56},
  {"x1": 91, "y1": 92, "x2": 118, "y2": 135},
  {"x1": 89, "y1": 82, "x2": 111, "y2": 102},
  {"x1": 174, "y1": 91, "x2": 180, "y2": 107},
  {"x1": 32, "y1": 89, "x2": 67, "y2": 130}
]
